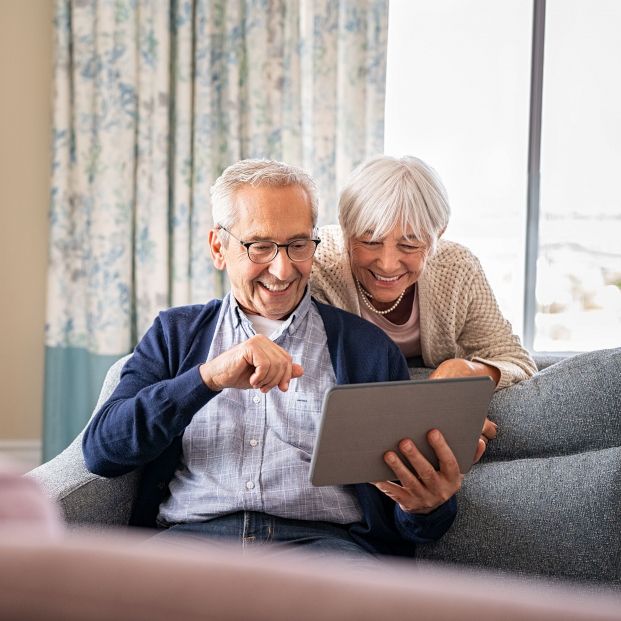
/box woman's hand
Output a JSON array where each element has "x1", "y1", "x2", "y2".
[
  {"x1": 372, "y1": 430, "x2": 463, "y2": 514},
  {"x1": 428, "y1": 357, "x2": 501, "y2": 385},
  {"x1": 472, "y1": 417, "x2": 498, "y2": 463},
  {"x1": 429, "y1": 358, "x2": 499, "y2": 463}
]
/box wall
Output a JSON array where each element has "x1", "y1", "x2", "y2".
[{"x1": 0, "y1": 0, "x2": 54, "y2": 465}]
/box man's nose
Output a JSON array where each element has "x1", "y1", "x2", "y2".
[{"x1": 268, "y1": 247, "x2": 296, "y2": 280}]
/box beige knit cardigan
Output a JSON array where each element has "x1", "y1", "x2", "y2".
[{"x1": 310, "y1": 225, "x2": 537, "y2": 390}]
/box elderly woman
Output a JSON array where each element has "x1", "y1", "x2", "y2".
[{"x1": 311, "y1": 155, "x2": 538, "y2": 457}]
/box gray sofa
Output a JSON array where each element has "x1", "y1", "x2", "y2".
[{"x1": 28, "y1": 349, "x2": 621, "y2": 586}]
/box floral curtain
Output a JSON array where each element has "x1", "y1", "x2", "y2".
[{"x1": 44, "y1": 0, "x2": 388, "y2": 459}]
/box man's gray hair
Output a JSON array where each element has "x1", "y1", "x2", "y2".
[
  {"x1": 338, "y1": 155, "x2": 450, "y2": 254},
  {"x1": 210, "y1": 159, "x2": 319, "y2": 234}
]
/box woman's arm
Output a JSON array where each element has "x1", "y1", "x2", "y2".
[
  {"x1": 460, "y1": 263, "x2": 536, "y2": 389},
  {"x1": 429, "y1": 358, "x2": 501, "y2": 384},
  {"x1": 425, "y1": 245, "x2": 537, "y2": 390}
]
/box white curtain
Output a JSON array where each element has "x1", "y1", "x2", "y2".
[{"x1": 44, "y1": 0, "x2": 388, "y2": 458}]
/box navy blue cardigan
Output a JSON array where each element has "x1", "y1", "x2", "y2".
[{"x1": 83, "y1": 299, "x2": 456, "y2": 557}]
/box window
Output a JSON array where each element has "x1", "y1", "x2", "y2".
[
  {"x1": 537, "y1": 0, "x2": 621, "y2": 351},
  {"x1": 385, "y1": 0, "x2": 621, "y2": 351}
]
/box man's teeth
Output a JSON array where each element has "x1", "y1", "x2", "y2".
[
  {"x1": 373, "y1": 273, "x2": 400, "y2": 282},
  {"x1": 261, "y1": 282, "x2": 290, "y2": 292}
]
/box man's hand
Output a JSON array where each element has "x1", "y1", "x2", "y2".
[
  {"x1": 199, "y1": 335, "x2": 304, "y2": 393},
  {"x1": 372, "y1": 430, "x2": 463, "y2": 514}
]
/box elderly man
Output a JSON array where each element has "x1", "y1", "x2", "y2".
[{"x1": 83, "y1": 159, "x2": 461, "y2": 559}]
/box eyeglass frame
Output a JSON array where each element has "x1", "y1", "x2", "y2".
[{"x1": 217, "y1": 224, "x2": 321, "y2": 264}]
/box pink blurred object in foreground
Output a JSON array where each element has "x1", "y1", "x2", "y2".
[{"x1": 0, "y1": 458, "x2": 64, "y2": 537}]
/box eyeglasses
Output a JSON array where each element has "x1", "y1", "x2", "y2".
[{"x1": 218, "y1": 225, "x2": 321, "y2": 264}]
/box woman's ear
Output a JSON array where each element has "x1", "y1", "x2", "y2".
[{"x1": 208, "y1": 228, "x2": 226, "y2": 271}]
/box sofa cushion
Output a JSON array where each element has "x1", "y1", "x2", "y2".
[
  {"x1": 416, "y1": 445, "x2": 621, "y2": 584},
  {"x1": 409, "y1": 348, "x2": 621, "y2": 461},
  {"x1": 487, "y1": 347, "x2": 621, "y2": 460}
]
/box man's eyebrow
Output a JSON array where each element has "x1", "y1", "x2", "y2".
[{"x1": 245, "y1": 232, "x2": 313, "y2": 242}]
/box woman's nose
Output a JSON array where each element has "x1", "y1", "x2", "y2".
[{"x1": 375, "y1": 245, "x2": 401, "y2": 271}]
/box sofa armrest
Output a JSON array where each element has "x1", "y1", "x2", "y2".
[
  {"x1": 26, "y1": 353, "x2": 138, "y2": 527},
  {"x1": 26, "y1": 431, "x2": 139, "y2": 527}
]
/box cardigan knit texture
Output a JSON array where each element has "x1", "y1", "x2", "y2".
[
  {"x1": 82, "y1": 298, "x2": 456, "y2": 557},
  {"x1": 311, "y1": 225, "x2": 537, "y2": 390}
]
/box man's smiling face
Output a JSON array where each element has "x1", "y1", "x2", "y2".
[{"x1": 210, "y1": 184, "x2": 314, "y2": 321}]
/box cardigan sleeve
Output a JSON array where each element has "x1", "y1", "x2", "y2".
[
  {"x1": 82, "y1": 314, "x2": 219, "y2": 477},
  {"x1": 419, "y1": 242, "x2": 536, "y2": 390},
  {"x1": 457, "y1": 255, "x2": 537, "y2": 389},
  {"x1": 394, "y1": 496, "x2": 457, "y2": 544}
]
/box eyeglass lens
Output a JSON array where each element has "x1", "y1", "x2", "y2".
[{"x1": 248, "y1": 240, "x2": 317, "y2": 263}]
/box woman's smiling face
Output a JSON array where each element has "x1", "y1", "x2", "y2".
[{"x1": 348, "y1": 226, "x2": 430, "y2": 306}]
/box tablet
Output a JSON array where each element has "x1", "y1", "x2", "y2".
[{"x1": 309, "y1": 376, "x2": 495, "y2": 486}]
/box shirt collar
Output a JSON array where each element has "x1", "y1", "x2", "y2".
[{"x1": 227, "y1": 287, "x2": 312, "y2": 337}]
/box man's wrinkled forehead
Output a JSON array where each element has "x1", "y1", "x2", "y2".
[{"x1": 231, "y1": 184, "x2": 314, "y2": 233}]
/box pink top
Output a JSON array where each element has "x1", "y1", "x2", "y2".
[{"x1": 359, "y1": 286, "x2": 421, "y2": 358}]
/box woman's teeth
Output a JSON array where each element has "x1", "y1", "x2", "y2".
[{"x1": 373, "y1": 273, "x2": 400, "y2": 282}]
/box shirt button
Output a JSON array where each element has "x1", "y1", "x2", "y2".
[
  {"x1": 252, "y1": 396, "x2": 261, "y2": 404},
  {"x1": 249, "y1": 439, "x2": 258, "y2": 447},
  {"x1": 246, "y1": 481, "x2": 255, "y2": 490}
]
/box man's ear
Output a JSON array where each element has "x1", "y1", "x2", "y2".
[{"x1": 208, "y1": 228, "x2": 226, "y2": 271}]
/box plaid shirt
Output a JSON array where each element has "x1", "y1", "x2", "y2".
[{"x1": 158, "y1": 289, "x2": 363, "y2": 525}]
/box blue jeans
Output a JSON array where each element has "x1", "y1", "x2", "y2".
[{"x1": 153, "y1": 511, "x2": 378, "y2": 564}]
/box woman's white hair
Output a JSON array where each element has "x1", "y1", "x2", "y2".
[
  {"x1": 338, "y1": 155, "x2": 450, "y2": 253},
  {"x1": 210, "y1": 159, "x2": 319, "y2": 237}
]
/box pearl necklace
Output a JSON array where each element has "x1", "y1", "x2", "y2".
[{"x1": 355, "y1": 278, "x2": 407, "y2": 316}]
